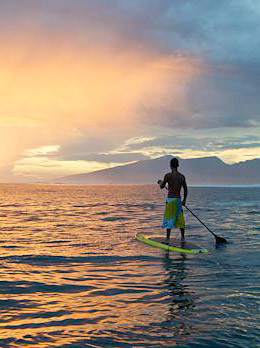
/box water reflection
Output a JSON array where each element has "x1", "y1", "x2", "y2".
[{"x1": 162, "y1": 252, "x2": 195, "y2": 338}]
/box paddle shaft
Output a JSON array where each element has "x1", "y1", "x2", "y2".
[{"x1": 184, "y1": 205, "x2": 217, "y2": 237}]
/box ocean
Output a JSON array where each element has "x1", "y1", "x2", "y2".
[{"x1": 0, "y1": 184, "x2": 259, "y2": 347}]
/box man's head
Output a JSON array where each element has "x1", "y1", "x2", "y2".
[{"x1": 170, "y1": 157, "x2": 179, "y2": 169}]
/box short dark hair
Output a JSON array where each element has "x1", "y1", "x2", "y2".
[{"x1": 170, "y1": 158, "x2": 179, "y2": 168}]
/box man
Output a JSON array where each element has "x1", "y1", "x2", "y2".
[{"x1": 158, "y1": 158, "x2": 188, "y2": 241}]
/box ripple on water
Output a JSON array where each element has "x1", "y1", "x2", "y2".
[{"x1": 101, "y1": 216, "x2": 130, "y2": 221}]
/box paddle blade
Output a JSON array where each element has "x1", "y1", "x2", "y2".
[{"x1": 215, "y1": 235, "x2": 228, "y2": 244}]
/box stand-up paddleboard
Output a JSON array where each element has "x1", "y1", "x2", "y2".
[{"x1": 136, "y1": 233, "x2": 208, "y2": 254}]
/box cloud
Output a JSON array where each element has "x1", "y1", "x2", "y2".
[
  {"x1": 140, "y1": 62, "x2": 260, "y2": 129},
  {"x1": 1, "y1": 0, "x2": 260, "y2": 132},
  {"x1": 58, "y1": 152, "x2": 149, "y2": 163},
  {"x1": 25, "y1": 145, "x2": 60, "y2": 157},
  {"x1": 1, "y1": 1, "x2": 260, "y2": 64},
  {"x1": 12, "y1": 157, "x2": 123, "y2": 180},
  {"x1": 122, "y1": 134, "x2": 260, "y2": 151},
  {"x1": 112, "y1": 133, "x2": 260, "y2": 163}
]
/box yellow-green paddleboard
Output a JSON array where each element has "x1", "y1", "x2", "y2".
[{"x1": 136, "y1": 233, "x2": 208, "y2": 254}]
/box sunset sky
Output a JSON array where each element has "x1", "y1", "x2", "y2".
[{"x1": 1, "y1": 0, "x2": 260, "y2": 181}]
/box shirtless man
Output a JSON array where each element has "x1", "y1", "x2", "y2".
[{"x1": 158, "y1": 158, "x2": 188, "y2": 241}]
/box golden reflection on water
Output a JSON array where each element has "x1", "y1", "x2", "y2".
[
  {"x1": 0, "y1": 252, "x2": 194, "y2": 346},
  {"x1": 0, "y1": 261, "x2": 192, "y2": 346}
]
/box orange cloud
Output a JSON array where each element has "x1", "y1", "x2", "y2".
[
  {"x1": 1, "y1": 42, "x2": 200, "y2": 123},
  {"x1": 0, "y1": 32, "x2": 201, "y2": 169}
]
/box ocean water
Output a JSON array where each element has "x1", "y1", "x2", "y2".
[{"x1": 0, "y1": 184, "x2": 259, "y2": 348}]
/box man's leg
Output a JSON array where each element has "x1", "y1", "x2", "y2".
[
  {"x1": 180, "y1": 228, "x2": 185, "y2": 240},
  {"x1": 166, "y1": 228, "x2": 171, "y2": 240}
]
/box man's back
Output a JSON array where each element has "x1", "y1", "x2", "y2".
[{"x1": 164, "y1": 170, "x2": 186, "y2": 197}]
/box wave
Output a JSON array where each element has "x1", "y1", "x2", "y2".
[
  {"x1": 101, "y1": 216, "x2": 130, "y2": 221},
  {"x1": 0, "y1": 254, "x2": 161, "y2": 266}
]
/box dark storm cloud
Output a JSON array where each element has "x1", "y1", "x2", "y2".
[{"x1": 142, "y1": 62, "x2": 260, "y2": 129}]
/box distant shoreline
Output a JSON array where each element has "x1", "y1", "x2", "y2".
[{"x1": 1, "y1": 182, "x2": 260, "y2": 188}]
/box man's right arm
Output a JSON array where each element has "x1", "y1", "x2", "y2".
[{"x1": 158, "y1": 174, "x2": 168, "y2": 189}]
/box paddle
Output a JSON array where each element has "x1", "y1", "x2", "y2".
[
  {"x1": 183, "y1": 205, "x2": 228, "y2": 244},
  {"x1": 159, "y1": 182, "x2": 227, "y2": 244}
]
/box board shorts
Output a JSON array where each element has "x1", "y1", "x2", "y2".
[{"x1": 162, "y1": 197, "x2": 185, "y2": 229}]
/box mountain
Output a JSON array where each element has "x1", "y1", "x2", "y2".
[{"x1": 55, "y1": 156, "x2": 260, "y2": 185}]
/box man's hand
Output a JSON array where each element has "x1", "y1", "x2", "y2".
[
  {"x1": 182, "y1": 200, "x2": 186, "y2": 206},
  {"x1": 157, "y1": 180, "x2": 163, "y2": 185}
]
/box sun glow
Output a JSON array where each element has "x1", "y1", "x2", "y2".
[
  {"x1": 0, "y1": 31, "x2": 201, "y2": 179},
  {"x1": 12, "y1": 157, "x2": 124, "y2": 180},
  {"x1": 0, "y1": 39, "x2": 199, "y2": 131}
]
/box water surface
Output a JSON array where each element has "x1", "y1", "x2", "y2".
[{"x1": 0, "y1": 184, "x2": 259, "y2": 347}]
